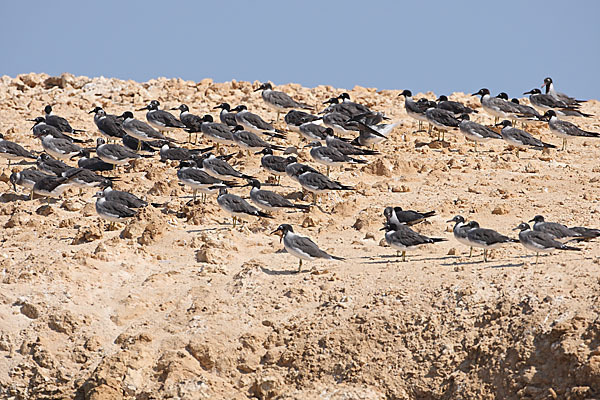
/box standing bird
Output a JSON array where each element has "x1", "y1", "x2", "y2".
[
  {"x1": 325, "y1": 129, "x2": 379, "y2": 156},
  {"x1": 256, "y1": 148, "x2": 294, "y2": 185},
  {"x1": 458, "y1": 114, "x2": 502, "y2": 151},
  {"x1": 213, "y1": 103, "x2": 238, "y2": 127},
  {"x1": 255, "y1": 82, "x2": 312, "y2": 122},
  {"x1": 425, "y1": 107, "x2": 460, "y2": 141},
  {"x1": 542, "y1": 110, "x2": 600, "y2": 150},
  {"x1": 89, "y1": 107, "x2": 126, "y2": 142},
  {"x1": 464, "y1": 221, "x2": 518, "y2": 262},
  {"x1": 177, "y1": 160, "x2": 235, "y2": 203},
  {"x1": 529, "y1": 215, "x2": 584, "y2": 242},
  {"x1": 514, "y1": 222, "x2": 580, "y2": 265},
  {"x1": 200, "y1": 153, "x2": 254, "y2": 181},
  {"x1": 217, "y1": 187, "x2": 273, "y2": 227},
  {"x1": 305, "y1": 141, "x2": 366, "y2": 176},
  {"x1": 10, "y1": 169, "x2": 53, "y2": 199},
  {"x1": 381, "y1": 222, "x2": 447, "y2": 262},
  {"x1": 384, "y1": 206, "x2": 436, "y2": 226},
  {"x1": 119, "y1": 111, "x2": 176, "y2": 151},
  {"x1": 233, "y1": 105, "x2": 284, "y2": 137},
  {"x1": 541, "y1": 77, "x2": 585, "y2": 107},
  {"x1": 44, "y1": 105, "x2": 84, "y2": 134},
  {"x1": 398, "y1": 90, "x2": 432, "y2": 132},
  {"x1": 62, "y1": 167, "x2": 114, "y2": 195},
  {"x1": 199, "y1": 114, "x2": 236, "y2": 150},
  {"x1": 472, "y1": 88, "x2": 521, "y2": 124},
  {"x1": 522, "y1": 88, "x2": 588, "y2": 116},
  {"x1": 34, "y1": 131, "x2": 82, "y2": 161},
  {"x1": 30, "y1": 117, "x2": 83, "y2": 143},
  {"x1": 159, "y1": 143, "x2": 213, "y2": 161},
  {"x1": 271, "y1": 224, "x2": 344, "y2": 272},
  {"x1": 295, "y1": 166, "x2": 353, "y2": 204},
  {"x1": 496, "y1": 120, "x2": 556, "y2": 157},
  {"x1": 247, "y1": 179, "x2": 309, "y2": 212},
  {"x1": 322, "y1": 112, "x2": 360, "y2": 137},
  {"x1": 0, "y1": 133, "x2": 37, "y2": 168},
  {"x1": 447, "y1": 215, "x2": 477, "y2": 257},
  {"x1": 138, "y1": 100, "x2": 186, "y2": 133},
  {"x1": 171, "y1": 104, "x2": 205, "y2": 143},
  {"x1": 94, "y1": 191, "x2": 137, "y2": 229},
  {"x1": 96, "y1": 137, "x2": 143, "y2": 168},
  {"x1": 285, "y1": 157, "x2": 319, "y2": 184}
]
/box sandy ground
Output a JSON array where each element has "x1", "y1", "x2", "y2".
[{"x1": 0, "y1": 73, "x2": 599, "y2": 399}]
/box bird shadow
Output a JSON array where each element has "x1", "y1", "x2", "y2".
[
  {"x1": 259, "y1": 266, "x2": 299, "y2": 276},
  {"x1": 0, "y1": 193, "x2": 30, "y2": 203}
]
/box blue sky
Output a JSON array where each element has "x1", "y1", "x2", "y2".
[{"x1": 1, "y1": 1, "x2": 598, "y2": 98}]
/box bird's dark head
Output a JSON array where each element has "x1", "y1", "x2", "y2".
[
  {"x1": 247, "y1": 178, "x2": 261, "y2": 188},
  {"x1": 89, "y1": 106, "x2": 103, "y2": 114},
  {"x1": 496, "y1": 92, "x2": 509, "y2": 100},
  {"x1": 96, "y1": 137, "x2": 106, "y2": 146},
  {"x1": 271, "y1": 223, "x2": 293, "y2": 241},
  {"x1": 468, "y1": 221, "x2": 480, "y2": 229},
  {"x1": 383, "y1": 206, "x2": 394, "y2": 220},
  {"x1": 231, "y1": 105, "x2": 247, "y2": 112},
  {"x1": 472, "y1": 88, "x2": 490, "y2": 97},
  {"x1": 495, "y1": 120, "x2": 512, "y2": 128},
  {"x1": 179, "y1": 160, "x2": 196, "y2": 169},
  {"x1": 437, "y1": 95, "x2": 448, "y2": 102},
  {"x1": 399, "y1": 89, "x2": 412, "y2": 98},
  {"x1": 542, "y1": 77, "x2": 552, "y2": 88},
  {"x1": 514, "y1": 222, "x2": 530, "y2": 231},
  {"x1": 458, "y1": 113, "x2": 470, "y2": 121},
  {"x1": 9, "y1": 172, "x2": 19, "y2": 191},
  {"x1": 296, "y1": 165, "x2": 313, "y2": 175},
  {"x1": 39, "y1": 153, "x2": 50, "y2": 161},
  {"x1": 44, "y1": 105, "x2": 53, "y2": 114},
  {"x1": 523, "y1": 88, "x2": 541, "y2": 95},
  {"x1": 30, "y1": 116, "x2": 46, "y2": 125},
  {"x1": 255, "y1": 148, "x2": 273, "y2": 156},
  {"x1": 338, "y1": 93, "x2": 351, "y2": 101},
  {"x1": 218, "y1": 187, "x2": 228, "y2": 196},
  {"x1": 172, "y1": 104, "x2": 189, "y2": 112},
  {"x1": 511, "y1": 98, "x2": 520, "y2": 104},
  {"x1": 286, "y1": 156, "x2": 297, "y2": 163},
  {"x1": 446, "y1": 215, "x2": 465, "y2": 223},
  {"x1": 231, "y1": 125, "x2": 244, "y2": 132},
  {"x1": 120, "y1": 111, "x2": 134, "y2": 120},
  {"x1": 542, "y1": 110, "x2": 556, "y2": 120},
  {"x1": 202, "y1": 114, "x2": 214, "y2": 123},
  {"x1": 254, "y1": 82, "x2": 272, "y2": 92},
  {"x1": 138, "y1": 100, "x2": 159, "y2": 111},
  {"x1": 529, "y1": 215, "x2": 544, "y2": 223},
  {"x1": 213, "y1": 103, "x2": 231, "y2": 111}
]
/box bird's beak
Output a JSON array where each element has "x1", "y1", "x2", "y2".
[
  {"x1": 254, "y1": 150, "x2": 264, "y2": 155},
  {"x1": 26, "y1": 119, "x2": 37, "y2": 122},
  {"x1": 494, "y1": 122, "x2": 503, "y2": 127},
  {"x1": 137, "y1": 106, "x2": 148, "y2": 111},
  {"x1": 445, "y1": 218, "x2": 455, "y2": 223},
  {"x1": 88, "y1": 109, "x2": 95, "y2": 114},
  {"x1": 540, "y1": 82, "x2": 546, "y2": 88},
  {"x1": 471, "y1": 91, "x2": 479, "y2": 96},
  {"x1": 253, "y1": 86, "x2": 262, "y2": 92},
  {"x1": 528, "y1": 218, "x2": 535, "y2": 223},
  {"x1": 512, "y1": 226, "x2": 520, "y2": 231},
  {"x1": 170, "y1": 107, "x2": 179, "y2": 111},
  {"x1": 382, "y1": 116, "x2": 391, "y2": 120},
  {"x1": 523, "y1": 90, "x2": 532, "y2": 95},
  {"x1": 212, "y1": 105, "x2": 221, "y2": 109}
]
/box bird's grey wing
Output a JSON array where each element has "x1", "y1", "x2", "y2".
[
  {"x1": 289, "y1": 235, "x2": 331, "y2": 259},
  {"x1": 240, "y1": 113, "x2": 273, "y2": 130},
  {"x1": 255, "y1": 190, "x2": 293, "y2": 207}
]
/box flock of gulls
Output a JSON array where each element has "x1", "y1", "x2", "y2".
[{"x1": 1, "y1": 77, "x2": 599, "y2": 271}]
